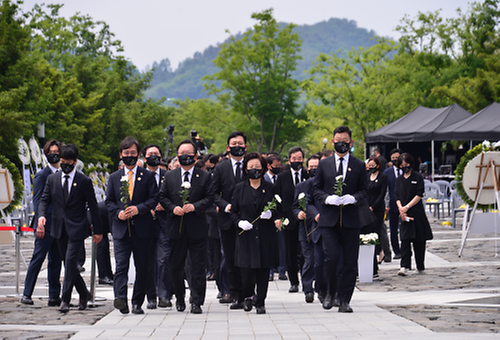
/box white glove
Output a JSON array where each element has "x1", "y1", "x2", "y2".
[
  {"x1": 341, "y1": 194, "x2": 356, "y2": 205},
  {"x1": 238, "y1": 220, "x2": 253, "y2": 231},
  {"x1": 260, "y1": 210, "x2": 272, "y2": 220},
  {"x1": 325, "y1": 195, "x2": 342, "y2": 206}
]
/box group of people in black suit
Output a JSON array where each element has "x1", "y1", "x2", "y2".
[{"x1": 21, "y1": 125, "x2": 387, "y2": 315}]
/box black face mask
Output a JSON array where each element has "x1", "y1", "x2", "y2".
[
  {"x1": 401, "y1": 166, "x2": 412, "y2": 174},
  {"x1": 247, "y1": 168, "x2": 262, "y2": 179},
  {"x1": 122, "y1": 156, "x2": 138, "y2": 167},
  {"x1": 46, "y1": 153, "x2": 60, "y2": 164},
  {"x1": 290, "y1": 162, "x2": 303, "y2": 171},
  {"x1": 60, "y1": 162, "x2": 74, "y2": 174},
  {"x1": 270, "y1": 166, "x2": 281, "y2": 175},
  {"x1": 229, "y1": 146, "x2": 245, "y2": 157},
  {"x1": 178, "y1": 154, "x2": 196, "y2": 166},
  {"x1": 334, "y1": 141, "x2": 350, "y2": 154},
  {"x1": 308, "y1": 168, "x2": 316, "y2": 178},
  {"x1": 146, "y1": 155, "x2": 161, "y2": 167},
  {"x1": 368, "y1": 167, "x2": 379, "y2": 174}
]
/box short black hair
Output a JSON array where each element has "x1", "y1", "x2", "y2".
[
  {"x1": 389, "y1": 148, "x2": 403, "y2": 157},
  {"x1": 43, "y1": 139, "x2": 62, "y2": 156},
  {"x1": 119, "y1": 137, "x2": 140, "y2": 153},
  {"x1": 266, "y1": 153, "x2": 282, "y2": 165},
  {"x1": 321, "y1": 149, "x2": 334, "y2": 158},
  {"x1": 242, "y1": 152, "x2": 267, "y2": 174},
  {"x1": 142, "y1": 144, "x2": 163, "y2": 158},
  {"x1": 204, "y1": 153, "x2": 219, "y2": 165},
  {"x1": 176, "y1": 139, "x2": 198, "y2": 154},
  {"x1": 398, "y1": 153, "x2": 414, "y2": 167},
  {"x1": 333, "y1": 126, "x2": 352, "y2": 139},
  {"x1": 288, "y1": 146, "x2": 304, "y2": 159},
  {"x1": 227, "y1": 131, "x2": 247, "y2": 145},
  {"x1": 306, "y1": 154, "x2": 321, "y2": 167},
  {"x1": 60, "y1": 143, "x2": 78, "y2": 161}
]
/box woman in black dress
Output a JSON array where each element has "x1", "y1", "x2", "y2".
[
  {"x1": 395, "y1": 153, "x2": 433, "y2": 276},
  {"x1": 231, "y1": 152, "x2": 281, "y2": 314},
  {"x1": 366, "y1": 156, "x2": 388, "y2": 271}
]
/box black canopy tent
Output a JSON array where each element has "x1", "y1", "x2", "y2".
[
  {"x1": 433, "y1": 102, "x2": 500, "y2": 141},
  {"x1": 365, "y1": 104, "x2": 472, "y2": 179}
]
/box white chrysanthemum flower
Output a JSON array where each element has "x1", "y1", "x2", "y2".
[
  {"x1": 298, "y1": 192, "x2": 306, "y2": 200},
  {"x1": 493, "y1": 141, "x2": 500, "y2": 149},
  {"x1": 283, "y1": 218, "x2": 290, "y2": 226},
  {"x1": 181, "y1": 182, "x2": 191, "y2": 190},
  {"x1": 336, "y1": 175, "x2": 343, "y2": 181},
  {"x1": 274, "y1": 194, "x2": 282, "y2": 203},
  {"x1": 482, "y1": 140, "x2": 491, "y2": 148},
  {"x1": 120, "y1": 175, "x2": 128, "y2": 182}
]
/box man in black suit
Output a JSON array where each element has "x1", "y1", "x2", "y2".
[
  {"x1": 314, "y1": 126, "x2": 368, "y2": 313},
  {"x1": 142, "y1": 143, "x2": 172, "y2": 309},
  {"x1": 21, "y1": 140, "x2": 62, "y2": 307},
  {"x1": 383, "y1": 148, "x2": 403, "y2": 260},
  {"x1": 211, "y1": 131, "x2": 248, "y2": 308},
  {"x1": 159, "y1": 139, "x2": 213, "y2": 314},
  {"x1": 292, "y1": 154, "x2": 320, "y2": 303},
  {"x1": 37, "y1": 143, "x2": 103, "y2": 313},
  {"x1": 106, "y1": 137, "x2": 158, "y2": 315},
  {"x1": 276, "y1": 146, "x2": 308, "y2": 293}
]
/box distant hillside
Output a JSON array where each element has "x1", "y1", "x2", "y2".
[{"x1": 144, "y1": 18, "x2": 384, "y2": 101}]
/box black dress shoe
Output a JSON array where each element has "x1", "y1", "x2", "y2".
[
  {"x1": 132, "y1": 305, "x2": 144, "y2": 314},
  {"x1": 243, "y1": 299, "x2": 253, "y2": 312},
  {"x1": 176, "y1": 299, "x2": 186, "y2": 312},
  {"x1": 317, "y1": 291, "x2": 326, "y2": 304},
  {"x1": 158, "y1": 297, "x2": 172, "y2": 308},
  {"x1": 278, "y1": 273, "x2": 288, "y2": 281},
  {"x1": 48, "y1": 297, "x2": 61, "y2": 307},
  {"x1": 230, "y1": 301, "x2": 243, "y2": 310},
  {"x1": 256, "y1": 306, "x2": 266, "y2": 314},
  {"x1": 98, "y1": 277, "x2": 114, "y2": 285},
  {"x1": 219, "y1": 293, "x2": 234, "y2": 304},
  {"x1": 78, "y1": 292, "x2": 92, "y2": 310},
  {"x1": 20, "y1": 295, "x2": 33, "y2": 305},
  {"x1": 147, "y1": 299, "x2": 157, "y2": 309},
  {"x1": 59, "y1": 301, "x2": 70, "y2": 313},
  {"x1": 305, "y1": 292, "x2": 314, "y2": 303},
  {"x1": 114, "y1": 297, "x2": 129, "y2": 314},
  {"x1": 216, "y1": 292, "x2": 223, "y2": 299},
  {"x1": 393, "y1": 253, "x2": 401, "y2": 260},
  {"x1": 190, "y1": 303, "x2": 202, "y2": 314},
  {"x1": 288, "y1": 285, "x2": 299, "y2": 293},
  {"x1": 322, "y1": 294, "x2": 333, "y2": 310},
  {"x1": 338, "y1": 302, "x2": 353, "y2": 313}
]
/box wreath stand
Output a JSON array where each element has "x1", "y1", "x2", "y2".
[{"x1": 459, "y1": 152, "x2": 500, "y2": 257}]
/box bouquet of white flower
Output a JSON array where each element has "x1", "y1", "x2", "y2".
[
  {"x1": 359, "y1": 233, "x2": 380, "y2": 245},
  {"x1": 179, "y1": 181, "x2": 191, "y2": 233}
]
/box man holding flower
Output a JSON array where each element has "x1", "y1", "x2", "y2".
[
  {"x1": 159, "y1": 139, "x2": 213, "y2": 314},
  {"x1": 313, "y1": 126, "x2": 367, "y2": 313}
]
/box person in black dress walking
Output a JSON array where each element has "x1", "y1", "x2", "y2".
[
  {"x1": 395, "y1": 153, "x2": 433, "y2": 276},
  {"x1": 231, "y1": 152, "x2": 282, "y2": 314}
]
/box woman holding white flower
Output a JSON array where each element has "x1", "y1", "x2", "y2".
[
  {"x1": 395, "y1": 153, "x2": 433, "y2": 276},
  {"x1": 231, "y1": 152, "x2": 282, "y2": 314}
]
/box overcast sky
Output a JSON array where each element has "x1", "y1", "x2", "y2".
[{"x1": 20, "y1": 0, "x2": 475, "y2": 71}]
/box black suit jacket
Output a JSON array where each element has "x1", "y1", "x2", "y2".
[
  {"x1": 159, "y1": 167, "x2": 213, "y2": 240},
  {"x1": 276, "y1": 168, "x2": 308, "y2": 230},
  {"x1": 384, "y1": 166, "x2": 400, "y2": 210},
  {"x1": 211, "y1": 159, "x2": 247, "y2": 231},
  {"x1": 105, "y1": 167, "x2": 158, "y2": 240},
  {"x1": 313, "y1": 155, "x2": 368, "y2": 229},
  {"x1": 292, "y1": 178, "x2": 321, "y2": 243},
  {"x1": 33, "y1": 166, "x2": 55, "y2": 232},
  {"x1": 38, "y1": 171, "x2": 102, "y2": 240}
]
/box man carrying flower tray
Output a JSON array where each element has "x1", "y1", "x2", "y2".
[{"x1": 159, "y1": 139, "x2": 213, "y2": 314}]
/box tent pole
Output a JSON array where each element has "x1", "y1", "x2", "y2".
[
  {"x1": 396, "y1": 142, "x2": 399, "y2": 149},
  {"x1": 431, "y1": 140, "x2": 435, "y2": 182}
]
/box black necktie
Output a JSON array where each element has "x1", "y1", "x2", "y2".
[
  {"x1": 63, "y1": 175, "x2": 69, "y2": 203},
  {"x1": 294, "y1": 171, "x2": 300, "y2": 186},
  {"x1": 338, "y1": 157, "x2": 344, "y2": 177},
  {"x1": 273, "y1": 175, "x2": 276, "y2": 184},
  {"x1": 183, "y1": 171, "x2": 189, "y2": 183},
  {"x1": 235, "y1": 162, "x2": 241, "y2": 182}
]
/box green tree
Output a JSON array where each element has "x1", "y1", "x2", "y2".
[{"x1": 204, "y1": 8, "x2": 307, "y2": 153}]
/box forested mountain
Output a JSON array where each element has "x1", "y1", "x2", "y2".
[{"x1": 144, "y1": 18, "x2": 382, "y2": 101}]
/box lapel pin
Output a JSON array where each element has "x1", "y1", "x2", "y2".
[
  {"x1": 262, "y1": 189, "x2": 265, "y2": 193},
  {"x1": 138, "y1": 177, "x2": 142, "y2": 181},
  {"x1": 348, "y1": 168, "x2": 351, "y2": 172},
  {"x1": 73, "y1": 183, "x2": 77, "y2": 187},
  {"x1": 196, "y1": 174, "x2": 199, "y2": 177}
]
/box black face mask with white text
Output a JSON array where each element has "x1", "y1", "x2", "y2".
[
  {"x1": 178, "y1": 154, "x2": 196, "y2": 166},
  {"x1": 247, "y1": 168, "x2": 262, "y2": 179},
  {"x1": 60, "y1": 163, "x2": 74, "y2": 174}
]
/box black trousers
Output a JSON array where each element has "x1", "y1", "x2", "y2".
[
  {"x1": 169, "y1": 234, "x2": 207, "y2": 306},
  {"x1": 57, "y1": 228, "x2": 88, "y2": 304},
  {"x1": 321, "y1": 225, "x2": 360, "y2": 304},
  {"x1": 400, "y1": 240, "x2": 426, "y2": 270},
  {"x1": 97, "y1": 232, "x2": 113, "y2": 279},
  {"x1": 283, "y1": 227, "x2": 300, "y2": 286},
  {"x1": 241, "y1": 267, "x2": 270, "y2": 308},
  {"x1": 220, "y1": 227, "x2": 243, "y2": 302}
]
